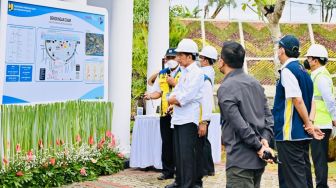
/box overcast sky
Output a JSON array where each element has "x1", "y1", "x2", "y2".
[{"x1": 170, "y1": 0, "x2": 333, "y2": 23}]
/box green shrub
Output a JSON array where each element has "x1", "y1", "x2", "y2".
[
  {"x1": 131, "y1": 19, "x2": 188, "y2": 113},
  {"x1": 242, "y1": 23, "x2": 273, "y2": 57},
  {"x1": 0, "y1": 135, "x2": 124, "y2": 187},
  {"x1": 281, "y1": 24, "x2": 310, "y2": 57},
  {"x1": 312, "y1": 24, "x2": 336, "y2": 58},
  {"x1": 248, "y1": 60, "x2": 276, "y2": 85},
  {"x1": 205, "y1": 21, "x2": 239, "y2": 42}
]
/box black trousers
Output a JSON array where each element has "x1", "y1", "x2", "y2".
[
  {"x1": 160, "y1": 115, "x2": 175, "y2": 176},
  {"x1": 195, "y1": 123, "x2": 215, "y2": 186},
  {"x1": 174, "y1": 123, "x2": 198, "y2": 188},
  {"x1": 311, "y1": 129, "x2": 332, "y2": 188},
  {"x1": 277, "y1": 140, "x2": 313, "y2": 188},
  {"x1": 203, "y1": 123, "x2": 215, "y2": 175}
]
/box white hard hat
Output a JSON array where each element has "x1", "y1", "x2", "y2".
[
  {"x1": 305, "y1": 44, "x2": 328, "y2": 59},
  {"x1": 175, "y1": 39, "x2": 198, "y2": 54},
  {"x1": 200, "y1": 46, "x2": 218, "y2": 60}
]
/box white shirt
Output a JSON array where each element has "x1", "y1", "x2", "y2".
[
  {"x1": 170, "y1": 62, "x2": 204, "y2": 126},
  {"x1": 152, "y1": 66, "x2": 181, "y2": 93},
  {"x1": 280, "y1": 58, "x2": 302, "y2": 99},
  {"x1": 312, "y1": 66, "x2": 336, "y2": 129},
  {"x1": 201, "y1": 66, "x2": 215, "y2": 121},
  {"x1": 201, "y1": 66, "x2": 215, "y2": 84}
]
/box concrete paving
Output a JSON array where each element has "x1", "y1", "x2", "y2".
[{"x1": 65, "y1": 163, "x2": 336, "y2": 188}]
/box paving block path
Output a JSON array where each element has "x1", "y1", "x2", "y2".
[{"x1": 65, "y1": 163, "x2": 336, "y2": 188}]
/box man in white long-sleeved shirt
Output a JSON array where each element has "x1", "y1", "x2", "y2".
[
  {"x1": 304, "y1": 44, "x2": 336, "y2": 188},
  {"x1": 165, "y1": 39, "x2": 204, "y2": 188},
  {"x1": 195, "y1": 46, "x2": 217, "y2": 186}
]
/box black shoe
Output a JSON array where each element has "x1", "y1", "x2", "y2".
[
  {"x1": 158, "y1": 174, "x2": 174, "y2": 180},
  {"x1": 165, "y1": 182, "x2": 178, "y2": 188},
  {"x1": 193, "y1": 185, "x2": 203, "y2": 188}
]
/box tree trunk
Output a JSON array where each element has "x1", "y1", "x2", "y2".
[
  {"x1": 269, "y1": 23, "x2": 282, "y2": 71},
  {"x1": 322, "y1": 2, "x2": 325, "y2": 22},
  {"x1": 325, "y1": 8, "x2": 330, "y2": 22},
  {"x1": 329, "y1": 9, "x2": 333, "y2": 22},
  {"x1": 204, "y1": 4, "x2": 209, "y2": 19},
  {"x1": 210, "y1": 5, "x2": 224, "y2": 19},
  {"x1": 259, "y1": 0, "x2": 286, "y2": 71}
]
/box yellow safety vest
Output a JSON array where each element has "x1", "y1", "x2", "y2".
[
  {"x1": 159, "y1": 67, "x2": 181, "y2": 116},
  {"x1": 312, "y1": 67, "x2": 334, "y2": 126}
]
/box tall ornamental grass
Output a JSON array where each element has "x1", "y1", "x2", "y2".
[{"x1": 0, "y1": 101, "x2": 113, "y2": 166}]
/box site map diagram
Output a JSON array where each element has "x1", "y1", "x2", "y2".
[{"x1": 37, "y1": 29, "x2": 82, "y2": 81}]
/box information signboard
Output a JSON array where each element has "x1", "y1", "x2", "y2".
[{"x1": 0, "y1": 0, "x2": 108, "y2": 104}]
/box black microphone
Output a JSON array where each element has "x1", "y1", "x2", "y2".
[
  {"x1": 167, "y1": 68, "x2": 171, "y2": 77},
  {"x1": 262, "y1": 150, "x2": 281, "y2": 164}
]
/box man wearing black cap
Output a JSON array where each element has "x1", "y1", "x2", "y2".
[
  {"x1": 165, "y1": 48, "x2": 177, "y2": 67},
  {"x1": 148, "y1": 48, "x2": 178, "y2": 86},
  {"x1": 273, "y1": 35, "x2": 324, "y2": 188},
  {"x1": 144, "y1": 48, "x2": 181, "y2": 180}
]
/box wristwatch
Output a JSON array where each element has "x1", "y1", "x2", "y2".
[
  {"x1": 200, "y1": 121, "x2": 208, "y2": 125},
  {"x1": 309, "y1": 119, "x2": 315, "y2": 124}
]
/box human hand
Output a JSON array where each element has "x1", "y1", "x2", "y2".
[
  {"x1": 312, "y1": 127, "x2": 325, "y2": 140},
  {"x1": 168, "y1": 95, "x2": 180, "y2": 107},
  {"x1": 144, "y1": 93, "x2": 151, "y2": 100},
  {"x1": 257, "y1": 144, "x2": 266, "y2": 158},
  {"x1": 166, "y1": 76, "x2": 176, "y2": 86},
  {"x1": 257, "y1": 145, "x2": 275, "y2": 164},
  {"x1": 304, "y1": 121, "x2": 325, "y2": 140},
  {"x1": 303, "y1": 121, "x2": 315, "y2": 135},
  {"x1": 166, "y1": 105, "x2": 174, "y2": 115},
  {"x1": 198, "y1": 122, "x2": 207, "y2": 137},
  {"x1": 260, "y1": 138, "x2": 269, "y2": 148}
]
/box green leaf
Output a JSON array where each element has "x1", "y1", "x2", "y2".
[{"x1": 242, "y1": 3, "x2": 247, "y2": 11}]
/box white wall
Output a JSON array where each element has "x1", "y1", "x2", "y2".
[
  {"x1": 87, "y1": 0, "x2": 133, "y2": 155},
  {"x1": 146, "y1": 0, "x2": 170, "y2": 114},
  {"x1": 59, "y1": 0, "x2": 87, "y2": 5}
]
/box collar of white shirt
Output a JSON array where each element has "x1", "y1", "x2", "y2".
[
  {"x1": 201, "y1": 66, "x2": 214, "y2": 75},
  {"x1": 311, "y1": 66, "x2": 326, "y2": 78},
  {"x1": 182, "y1": 61, "x2": 198, "y2": 73},
  {"x1": 280, "y1": 58, "x2": 298, "y2": 70},
  {"x1": 201, "y1": 66, "x2": 215, "y2": 82}
]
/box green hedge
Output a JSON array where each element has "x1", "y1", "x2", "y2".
[{"x1": 243, "y1": 22, "x2": 273, "y2": 57}]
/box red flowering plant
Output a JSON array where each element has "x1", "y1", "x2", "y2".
[{"x1": 0, "y1": 131, "x2": 124, "y2": 187}]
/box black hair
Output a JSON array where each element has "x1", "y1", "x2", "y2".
[
  {"x1": 312, "y1": 57, "x2": 328, "y2": 66},
  {"x1": 181, "y1": 52, "x2": 197, "y2": 61},
  {"x1": 280, "y1": 45, "x2": 300, "y2": 58},
  {"x1": 221, "y1": 41, "x2": 245, "y2": 69},
  {"x1": 192, "y1": 55, "x2": 197, "y2": 61},
  {"x1": 205, "y1": 57, "x2": 215, "y2": 65},
  {"x1": 166, "y1": 56, "x2": 175, "y2": 60}
]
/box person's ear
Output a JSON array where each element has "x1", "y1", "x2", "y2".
[
  {"x1": 311, "y1": 58, "x2": 319, "y2": 67},
  {"x1": 218, "y1": 58, "x2": 224, "y2": 69},
  {"x1": 188, "y1": 54, "x2": 193, "y2": 61},
  {"x1": 278, "y1": 47, "x2": 283, "y2": 56}
]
